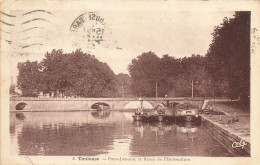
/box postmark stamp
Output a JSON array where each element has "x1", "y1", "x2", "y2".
[{"x1": 70, "y1": 12, "x2": 106, "y2": 50}]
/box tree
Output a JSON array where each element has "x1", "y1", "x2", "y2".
[
  {"x1": 181, "y1": 55, "x2": 210, "y2": 97},
  {"x1": 40, "y1": 49, "x2": 65, "y2": 97},
  {"x1": 128, "y1": 52, "x2": 210, "y2": 97},
  {"x1": 116, "y1": 73, "x2": 133, "y2": 97},
  {"x1": 206, "y1": 11, "x2": 250, "y2": 104},
  {"x1": 17, "y1": 61, "x2": 42, "y2": 97},
  {"x1": 157, "y1": 55, "x2": 183, "y2": 97},
  {"x1": 128, "y1": 52, "x2": 161, "y2": 97},
  {"x1": 17, "y1": 49, "x2": 119, "y2": 97}
]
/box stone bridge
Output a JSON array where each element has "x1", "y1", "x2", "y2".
[{"x1": 10, "y1": 97, "x2": 205, "y2": 112}]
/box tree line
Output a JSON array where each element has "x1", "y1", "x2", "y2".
[
  {"x1": 128, "y1": 11, "x2": 250, "y2": 104},
  {"x1": 128, "y1": 53, "x2": 209, "y2": 97},
  {"x1": 17, "y1": 49, "x2": 130, "y2": 98},
  {"x1": 16, "y1": 11, "x2": 250, "y2": 104}
]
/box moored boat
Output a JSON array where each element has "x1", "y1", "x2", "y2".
[
  {"x1": 132, "y1": 114, "x2": 146, "y2": 121},
  {"x1": 184, "y1": 115, "x2": 193, "y2": 122},
  {"x1": 175, "y1": 108, "x2": 201, "y2": 122},
  {"x1": 153, "y1": 103, "x2": 168, "y2": 122},
  {"x1": 156, "y1": 114, "x2": 166, "y2": 122},
  {"x1": 132, "y1": 99, "x2": 175, "y2": 122},
  {"x1": 132, "y1": 98, "x2": 146, "y2": 121}
]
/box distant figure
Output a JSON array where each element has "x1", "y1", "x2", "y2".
[{"x1": 136, "y1": 97, "x2": 144, "y2": 115}]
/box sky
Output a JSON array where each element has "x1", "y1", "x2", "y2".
[{"x1": 0, "y1": 0, "x2": 235, "y2": 78}]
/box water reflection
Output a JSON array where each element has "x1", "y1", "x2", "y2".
[
  {"x1": 91, "y1": 111, "x2": 110, "y2": 119},
  {"x1": 130, "y1": 120, "x2": 231, "y2": 156},
  {"x1": 175, "y1": 122, "x2": 199, "y2": 133},
  {"x1": 132, "y1": 121, "x2": 199, "y2": 137},
  {"x1": 15, "y1": 112, "x2": 26, "y2": 120},
  {"x1": 10, "y1": 111, "x2": 232, "y2": 156}
]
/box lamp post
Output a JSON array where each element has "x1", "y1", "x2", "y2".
[
  {"x1": 192, "y1": 80, "x2": 194, "y2": 98},
  {"x1": 121, "y1": 83, "x2": 124, "y2": 98},
  {"x1": 156, "y1": 81, "x2": 158, "y2": 98}
]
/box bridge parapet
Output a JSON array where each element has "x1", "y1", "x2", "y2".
[{"x1": 10, "y1": 97, "x2": 207, "y2": 112}]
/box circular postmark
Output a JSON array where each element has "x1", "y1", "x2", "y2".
[{"x1": 70, "y1": 12, "x2": 106, "y2": 50}]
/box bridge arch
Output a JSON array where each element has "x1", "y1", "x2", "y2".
[
  {"x1": 90, "y1": 102, "x2": 110, "y2": 110},
  {"x1": 15, "y1": 102, "x2": 27, "y2": 110}
]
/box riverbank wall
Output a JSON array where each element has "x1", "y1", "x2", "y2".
[{"x1": 202, "y1": 115, "x2": 250, "y2": 156}]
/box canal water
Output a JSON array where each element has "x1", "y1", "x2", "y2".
[{"x1": 10, "y1": 111, "x2": 232, "y2": 156}]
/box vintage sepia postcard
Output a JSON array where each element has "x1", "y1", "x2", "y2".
[{"x1": 1, "y1": 0, "x2": 260, "y2": 165}]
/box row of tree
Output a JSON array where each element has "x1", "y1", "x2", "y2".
[
  {"x1": 206, "y1": 11, "x2": 250, "y2": 103},
  {"x1": 128, "y1": 53, "x2": 209, "y2": 97},
  {"x1": 16, "y1": 11, "x2": 250, "y2": 104},
  {"x1": 128, "y1": 11, "x2": 250, "y2": 104},
  {"x1": 17, "y1": 49, "x2": 131, "y2": 97}
]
